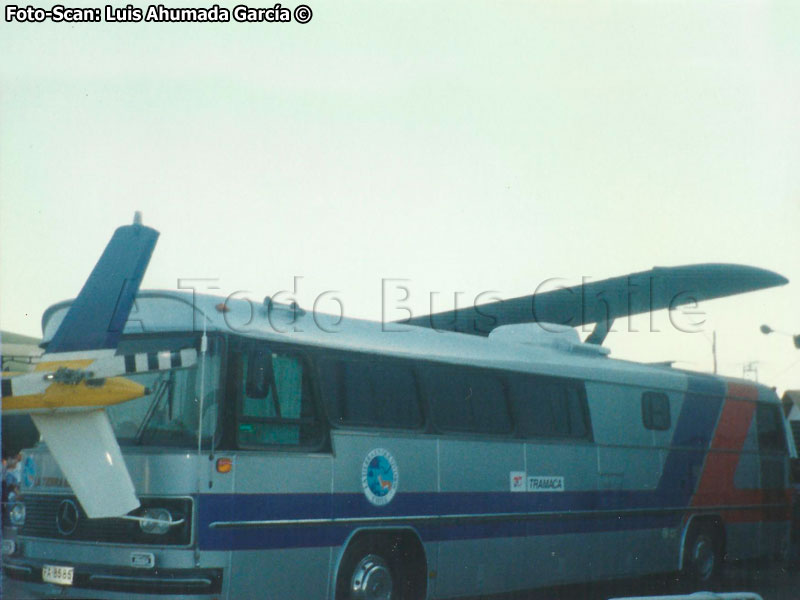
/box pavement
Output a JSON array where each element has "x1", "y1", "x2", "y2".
[
  {"x1": 3, "y1": 558, "x2": 799, "y2": 600},
  {"x1": 492, "y1": 560, "x2": 800, "y2": 600}
]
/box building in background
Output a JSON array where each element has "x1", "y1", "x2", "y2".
[
  {"x1": 784, "y1": 390, "x2": 800, "y2": 454},
  {"x1": 1, "y1": 331, "x2": 41, "y2": 457},
  {"x1": 1, "y1": 331, "x2": 42, "y2": 373}
]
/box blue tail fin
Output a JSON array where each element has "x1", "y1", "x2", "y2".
[{"x1": 47, "y1": 220, "x2": 160, "y2": 353}]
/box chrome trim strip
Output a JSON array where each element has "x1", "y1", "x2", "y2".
[
  {"x1": 89, "y1": 574, "x2": 213, "y2": 586},
  {"x1": 211, "y1": 515, "x2": 439, "y2": 528},
  {"x1": 3, "y1": 564, "x2": 33, "y2": 575},
  {"x1": 209, "y1": 503, "x2": 788, "y2": 530}
]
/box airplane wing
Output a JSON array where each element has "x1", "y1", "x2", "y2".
[
  {"x1": 401, "y1": 263, "x2": 789, "y2": 340},
  {"x1": 31, "y1": 411, "x2": 139, "y2": 518},
  {"x1": 1, "y1": 215, "x2": 160, "y2": 518}
]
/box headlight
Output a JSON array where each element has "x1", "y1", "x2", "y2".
[
  {"x1": 139, "y1": 508, "x2": 172, "y2": 535},
  {"x1": 9, "y1": 502, "x2": 25, "y2": 526},
  {"x1": 1, "y1": 538, "x2": 16, "y2": 556}
]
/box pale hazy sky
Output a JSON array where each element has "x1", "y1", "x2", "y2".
[{"x1": 1, "y1": 1, "x2": 799, "y2": 392}]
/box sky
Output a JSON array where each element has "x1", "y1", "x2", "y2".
[{"x1": 1, "y1": 1, "x2": 799, "y2": 392}]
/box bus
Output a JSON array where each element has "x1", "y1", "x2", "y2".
[{"x1": 3, "y1": 287, "x2": 793, "y2": 599}]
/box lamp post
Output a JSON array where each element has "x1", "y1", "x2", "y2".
[{"x1": 760, "y1": 324, "x2": 800, "y2": 349}]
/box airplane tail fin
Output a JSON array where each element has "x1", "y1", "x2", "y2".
[{"x1": 47, "y1": 219, "x2": 159, "y2": 353}]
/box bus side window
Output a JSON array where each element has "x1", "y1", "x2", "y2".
[
  {"x1": 319, "y1": 358, "x2": 423, "y2": 430},
  {"x1": 566, "y1": 385, "x2": 588, "y2": 438},
  {"x1": 757, "y1": 403, "x2": 788, "y2": 490},
  {"x1": 509, "y1": 376, "x2": 589, "y2": 439},
  {"x1": 424, "y1": 366, "x2": 511, "y2": 435},
  {"x1": 757, "y1": 403, "x2": 786, "y2": 453},
  {"x1": 237, "y1": 347, "x2": 321, "y2": 448},
  {"x1": 642, "y1": 392, "x2": 670, "y2": 431}
]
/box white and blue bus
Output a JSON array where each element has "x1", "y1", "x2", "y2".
[{"x1": 3, "y1": 286, "x2": 793, "y2": 600}]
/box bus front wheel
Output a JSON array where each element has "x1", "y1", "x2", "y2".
[{"x1": 336, "y1": 536, "x2": 406, "y2": 600}]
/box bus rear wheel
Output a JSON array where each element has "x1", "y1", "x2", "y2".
[
  {"x1": 337, "y1": 536, "x2": 406, "y2": 600},
  {"x1": 683, "y1": 524, "x2": 723, "y2": 585}
]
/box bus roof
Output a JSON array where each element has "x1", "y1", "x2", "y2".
[{"x1": 41, "y1": 289, "x2": 777, "y2": 401}]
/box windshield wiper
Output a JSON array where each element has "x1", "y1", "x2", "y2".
[{"x1": 134, "y1": 374, "x2": 173, "y2": 444}]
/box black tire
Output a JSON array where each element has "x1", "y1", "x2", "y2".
[
  {"x1": 336, "y1": 535, "x2": 409, "y2": 600},
  {"x1": 774, "y1": 527, "x2": 794, "y2": 571},
  {"x1": 683, "y1": 523, "x2": 723, "y2": 586}
]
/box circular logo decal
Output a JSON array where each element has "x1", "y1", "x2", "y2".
[
  {"x1": 56, "y1": 499, "x2": 79, "y2": 536},
  {"x1": 361, "y1": 448, "x2": 398, "y2": 506}
]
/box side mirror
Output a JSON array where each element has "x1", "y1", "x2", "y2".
[{"x1": 245, "y1": 350, "x2": 273, "y2": 399}]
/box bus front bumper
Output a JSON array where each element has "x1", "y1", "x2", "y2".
[{"x1": 3, "y1": 557, "x2": 222, "y2": 598}]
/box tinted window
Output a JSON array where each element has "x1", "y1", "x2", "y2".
[
  {"x1": 757, "y1": 403, "x2": 786, "y2": 453},
  {"x1": 509, "y1": 375, "x2": 589, "y2": 439},
  {"x1": 423, "y1": 366, "x2": 511, "y2": 435},
  {"x1": 320, "y1": 358, "x2": 422, "y2": 429},
  {"x1": 233, "y1": 346, "x2": 321, "y2": 447},
  {"x1": 642, "y1": 391, "x2": 671, "y2": 431},
  {"x1": 791, "y1": 421, "x2": 800, "y2": 456},
  {"x1": 242, "y1": 354, "x2": 303, "y2": 419}
]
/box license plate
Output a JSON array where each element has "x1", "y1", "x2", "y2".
[{"x1": 42, "y1": 564, "x2": 74, "y2": 586}]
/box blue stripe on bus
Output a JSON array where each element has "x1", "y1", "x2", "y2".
[
  {"x1": 196, "y1": 374, "x2": 729, "y2": 552},
  {"x1": 196, "y1": 490, "x2": 693, "y2": 551},
  {"x1": 655, "y1": 375, "x2": 725, "y2": 507},
  {"x1": 196, "y1": 492, "x2": 683, "y2": 551}
]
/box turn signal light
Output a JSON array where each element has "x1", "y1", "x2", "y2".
[{"x1": 216, "y1": 458, "x2": 232, "y2": 473}]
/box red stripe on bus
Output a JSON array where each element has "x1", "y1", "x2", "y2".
[{"x1": 691, "y1": 383, "x2": 758, "y2": 509}]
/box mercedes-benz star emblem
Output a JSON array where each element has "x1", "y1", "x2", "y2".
[{"x1": 56, "y1": 499, "x2": 79, "y2": 536}]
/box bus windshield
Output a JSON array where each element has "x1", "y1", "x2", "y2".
[{"x1": 106, "y1": 333, "x2": 222, "y2": 447}]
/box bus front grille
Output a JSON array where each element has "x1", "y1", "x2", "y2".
[{"x1": 18, "y1": 494, "x2": 192, "y2": 546}]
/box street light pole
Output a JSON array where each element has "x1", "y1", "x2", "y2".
[
  {"x1": 712, "y1": 330, "x2": 717, "y2": 374},
  {"x1": 761, "y1": 324, "x2": 800, "y2": 349},
  {"x1": 743, "y1": 361, "x2": 759, "y2": 382}
]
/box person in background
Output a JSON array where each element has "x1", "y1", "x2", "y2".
[
  {"x1": 2, "y1": 455, "x2": 10, "y2": 521},
  {"x1": 4, "y1": 455, "x2": 20, "y2": 488},
  {"x1": 10, "y1": 452, "x2": 23, "y2": 483},
  {"x1": 7, "y1": 482, "x2": 19, "y2": 505}
]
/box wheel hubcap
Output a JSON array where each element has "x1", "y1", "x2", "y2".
[
  {"x1": 693, "y1": 535, "x2": 715, "y2": 580},
  {"x1": 350, "y1": 554, "x2": 393, "y2": 600}
]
